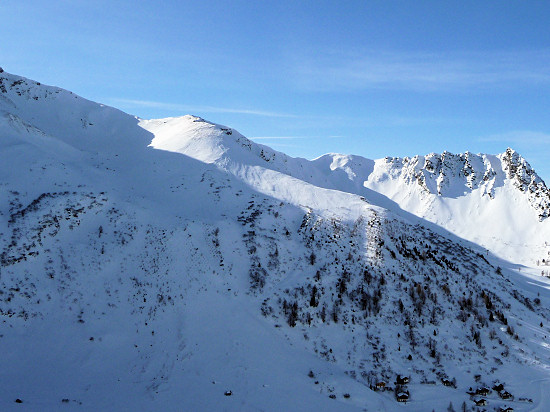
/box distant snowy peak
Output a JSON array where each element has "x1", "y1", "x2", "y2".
[
  {"x1": 143, "y1": 114, "x2": 334, "y2": 190},
  {"x1": 370, "y1": 149, "x2": 550, "y2": 220},
  {"x1": 313, "y1": 153, "x2": 375, "y2": 180},
  {"x1": 0, "y1": 69, "x2": 80, "y2": 112},
  {"x1": 0, "y1": 69, "x2": 151, "y2": 154},
  {"x1": 499, "y1": 148, "x2": 550, "y2": 220},
  {"x1": 145, "y1": 115, "x2": 287, "y2": 166},
  {"x1": 0, "y1": 68, "x2": 55, "y2": 101}
]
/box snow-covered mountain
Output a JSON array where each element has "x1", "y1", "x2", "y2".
[
  {"x1": 146, "y1": 115, "x2": 550, "y2": 266},
  {"x1": 2, "y1": 69, "x2": 550, "y2": 411},
  {"x1": 362, "y1": 151, "x2": 550, "y2": 265}
]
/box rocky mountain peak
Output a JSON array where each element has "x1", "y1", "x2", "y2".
[
  {"x1": 378, "y1": 149, "x2": 550, "y2": 220},
  {"x1": 499, "y1": 148, "x2": 550, "y2": 220}
]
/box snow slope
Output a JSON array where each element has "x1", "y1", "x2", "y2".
[{"x1": 2, "y1": 70, "x2": 550, "y2": 412}]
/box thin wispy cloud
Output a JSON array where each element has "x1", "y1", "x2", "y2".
[
  {"x1": 479, "y1": 130, "x2": 550, "y2": 145},
  {"x1": 250, "y1": 136, "x2": 308, "y2": 140},
  {"x1": 110, "y1": 98, "x2": 298, "y2": 118},
  {"x1": 290, "y1": 49, "x2": 550, "y2": 92},
  {"x1": 261, "y1": 142, "x2": 304, "y2": 149},
  {"x1": 251, "y1": 135, "x2": 347, "y2": 141}
]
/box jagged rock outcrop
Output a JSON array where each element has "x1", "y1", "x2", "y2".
[{"x1": 500, "y1": 148, "x2": 550, "y2": 220}]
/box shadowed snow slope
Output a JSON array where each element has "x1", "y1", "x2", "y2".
[{"x1": 2, "y1": 70, "x2": 550, "y2": 411}]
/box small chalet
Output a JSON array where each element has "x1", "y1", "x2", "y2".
[
  {"x1": 499, "y1": 407, "x2": 514, "y2": 412},
  {"x1": 396, "y1": 392, "x2": 409, "y2": 403},
  {"x1": 395, "y1": 375, "x2": 410, "y2": 385},
  {"x1": 474, "y1": 399, "x2": 487, "y2": 406},
  {"x1": 441, "y1": 378, "x2": 453, "y2": 387},
  {"x1": 493, "y1": 383, "x2": 504, "y2": 392},
  {"x1": 475, "y1": 387, "x2": 491, "y2": 396},
  {"x1": 499, "y1": 391, "x2": 513, "y2": 400},
  {"x1": 375, "y1": 382, "x2": 386, "y2": 390}
]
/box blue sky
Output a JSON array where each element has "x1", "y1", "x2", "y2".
[{"x1": 3, "y1": 0, "x2": 550, "y2": 181}]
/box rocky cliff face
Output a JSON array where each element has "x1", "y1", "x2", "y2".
[
  {"x1": 375, "y1": 149, "x2": 550, "y2": 221},
  {"x1": 500, "y1": 148, "x2": 550, "y2": 220},
  {"x1": 377, "y1": 151, "x2": 495, "y2": 196}
]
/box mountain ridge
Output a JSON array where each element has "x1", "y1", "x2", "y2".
[{"x1": 145, "y1": 113, "x2": 550, "y2": 265}]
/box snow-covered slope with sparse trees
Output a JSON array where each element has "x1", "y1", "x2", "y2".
[{"x1": 2, "y1": 70, "x2": 550, "y2": 411}]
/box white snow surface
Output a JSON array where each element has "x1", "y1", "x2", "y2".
[{"x1": 2, "y1": 70, "x2": 550, "y2": 411}]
